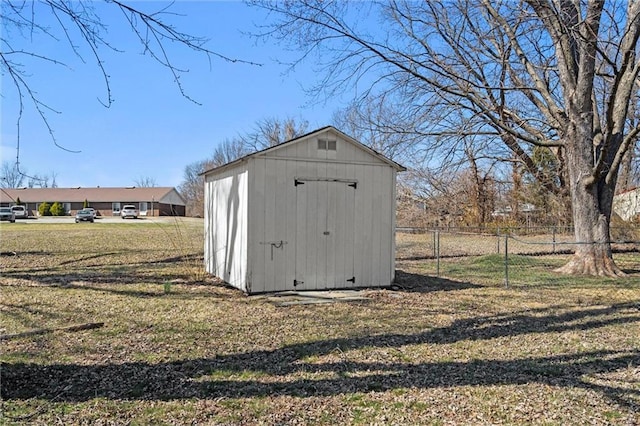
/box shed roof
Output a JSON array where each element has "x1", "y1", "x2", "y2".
[
  {"x1": 202, "y1": 126, "x2": 406, "y2": 176},
  {"x1": 0, "y1": 187, "x2": 185, "y2": 205}
]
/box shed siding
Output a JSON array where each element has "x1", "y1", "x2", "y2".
[
  {"x1": 265, "y1": 133, "x2": 388, "y2": 166},
  {"x1": 205, "y1": 164, "x2": 249, "y2": 291},
  {"x1": 248, "y1": 157, "x2": 301, "y2": 293},
  {"x1": 247, "y1": 154, "x2": 395, "y2": 293},
  {"x1": 352, "y1": 163, "x2": 395, "y2": 286}
]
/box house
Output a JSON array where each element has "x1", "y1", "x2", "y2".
[
  {"x1": 0, "y1": 187, "x2": 186, "y2": 217},
  {"x1": 203, "y1": 126, "x2": 405, "y2": 294}
]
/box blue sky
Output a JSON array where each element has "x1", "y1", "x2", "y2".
[{"x1": 1, "y1": 1, "x2": 348, "y2": 188}]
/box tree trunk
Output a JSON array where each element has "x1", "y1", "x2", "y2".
[
  {"x1": 555, "y1": 221, "x2": 623, "y2": 276},
  {"x1": 555, "y1": 125, "x2": 624, "y2": 277}
]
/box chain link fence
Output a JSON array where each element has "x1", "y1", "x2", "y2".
[{"x1": 396, "y1": 227, "x2": 640, "y2": 287}]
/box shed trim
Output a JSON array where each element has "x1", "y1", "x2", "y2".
[{"x1": 260, "y1": 156, "x2": 392, "y2": 167}]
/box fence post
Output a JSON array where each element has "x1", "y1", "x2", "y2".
[
  {"x1": 432, "y1": 231, "x2": 437, "y2": 259},
  {"x1": 436, "y1": 230, "x2": 440, "y2": 277},
  {"x1": 504, "y1": 234, "x2": 509, "y2": 288},
  {"x1": 552, "y1": 227, "x2": 556, "y2": 253}
]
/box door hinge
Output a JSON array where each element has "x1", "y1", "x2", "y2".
[
  {"x1": 294, "y1": 279, "x2": 304, "y2": 287},
  {"x1": 294, "y1": 179, "x2": 305, "y2": 186},
  {"x1": 346, "y1": 276, "x2": 356, "y2": 283}
]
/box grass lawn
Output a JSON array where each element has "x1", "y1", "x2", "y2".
[{"x1": 1, "y1": 220, "x2": 639, "y2": 424}]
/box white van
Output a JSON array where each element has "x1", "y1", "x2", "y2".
[{"x1": 11, "y1": 205, "x2": 27, "y2": 219}]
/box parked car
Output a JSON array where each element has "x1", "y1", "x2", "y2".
[
  {"x1": 0, "y1": 207, "x2": 16, "y2": 223},
  {"x1": 75, "y1": 209, "x2": 95, "y2": 223},
  {"x1": 10, "y1": 205, "x2": 27, "y2": 219},
  {"x1": 120, "y1": 205, "x2": 138, "y2": 219},
  {"x1": 85, "y1": 207, "x2": 97, "y2": 218}
]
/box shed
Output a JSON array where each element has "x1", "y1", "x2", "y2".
[{"x1": 203, "y1": 126, "x2": 405, "y2": 294}]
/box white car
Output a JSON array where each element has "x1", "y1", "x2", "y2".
[
  {"x1": 85, "y1": 207, "x2": 97, "y2": 218},
  {"x1": 11, "y1": 205, "x2": 27, "y2": 219},
  {"x1": 120, "y1": 205, "x2": 138, "y2": 219}
]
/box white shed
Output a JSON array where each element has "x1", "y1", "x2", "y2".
[{"x1": 203, "y1": 126, "x2": 405, "y2": 294}]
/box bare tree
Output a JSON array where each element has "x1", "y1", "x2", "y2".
[
  {"x1": 211, "y1": 138, "x2": 252, "y2": 168},
  {"x1": 0, "y1": 161, "x2": 25, "y2": 188},
  {"x1": 179, "y1": 158, "x2": 218, "y2": 217},
  {"x1": 1, "y1": 1, "x2": 257, "y2": 176},
  {"x1": 179, "y1": 117, "x2": 309, "y2": 217},
  {"x1": 334, "y1": 96, "x2": 507, "y2": 228},
  {"x1": 332, "y1": 97, "x2": 425, "y2": 163},
  {"x1": 252, "y1": 0, "x2": 640, "y2": 276},
  {"x1": 239, "y1": 117, "x2": 310, "y2": 152},
  {"x1": 210, "y1": 116, "x2": 309, "y2": 167},
  {"x1": 134, "y1": 176, "x2": 158, "y2": 188},
  {"x1": 25, "y1": 171, "x2": 59, "y2": 188}
]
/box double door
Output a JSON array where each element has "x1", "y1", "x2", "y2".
[{"x1": 294, "y1": 178, "x2": 356, "y2": 289}]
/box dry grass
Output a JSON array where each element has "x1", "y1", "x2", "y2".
[{"x1": 1, "y1": 221, "x2": 639, "y2": 425}]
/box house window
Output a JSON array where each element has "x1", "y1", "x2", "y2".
[
  {"x1": 64, "y1": 202, "x2": 71, "y2": 214},
  {"x1": 112, "y1": 202, "x2": 121, "y2": 214},
  {"x1": 139, "y1": 202, "x2": 148, "y2": 215}
]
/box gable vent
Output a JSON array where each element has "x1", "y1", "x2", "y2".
[{"x1": 317, "y1": 139, "x2": 337, "y2": 151}]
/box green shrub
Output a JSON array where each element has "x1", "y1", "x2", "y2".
[
  {"x1": 50, "y1": 202, "x2": 66, "y2": 216},
  {"x1": 83, "y1": 199, "x2": 89, "y2": 208},
  {"x1": 38, "y1": 202, "x2": 52, "y2": 216}
]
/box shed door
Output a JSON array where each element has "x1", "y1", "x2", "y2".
[{"x1": 294, "y1": 178, "x2": 356, "y2": 289}]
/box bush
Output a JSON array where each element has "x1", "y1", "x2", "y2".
[
  {"x1": 38, "y1": 202, "x2": 52, "y2": 216},
  {"x1": 50, "y1": 202, "x2": 66, "y2": 216}
]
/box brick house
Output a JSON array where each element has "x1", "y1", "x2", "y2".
[{"x1": 0, "y1": 187, "x2": 186, "y2": 217}]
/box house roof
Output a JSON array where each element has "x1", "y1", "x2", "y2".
[
  {"x1": 0, "y1": 187, "x2": 186, "y2": 205},
  {"x1": 202, "y1": 126, "x2": 406, "y2": 176}
]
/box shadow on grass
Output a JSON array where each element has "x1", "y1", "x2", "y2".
[
  {"x1": 3, "y1": 256, "x2": 481, "y2": 298},
  {"x1": 1, "y1": 252, "x2": 210, "y2": 290},
  {"x1": 55, "y1": 282, "x2": 232, "y2": 300},
  {"x1": 3, "y1": 302, "x2": 639, "y2": 410},
  {"x1": 0, "y1": 278, "x2": 231, "y2": 300},
  {"x1": 0, "y1": 302, "x2": 64, "y2": 329},
  {"x1": 394, "y1": 270, "x2": 483, "y2": 292}
]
